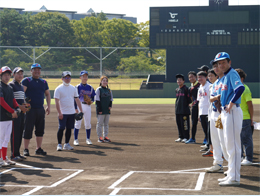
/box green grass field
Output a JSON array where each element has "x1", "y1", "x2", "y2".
[
  {"x1": 46, "y1": 98, "x2": 260, "y2": 105},
  {"x1": 45, "y1": 78, "x2": 146, "y2": 90}
]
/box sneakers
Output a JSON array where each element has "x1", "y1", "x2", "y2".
[
  {"x1": 224, "y1": 171, "x2": 228, "y2": 176},
  {"x1": 219, "y1": 179, "x2": 240, "y2": 186},
  {"x1": 19, "y1": 155, "x2": 26, "y2": 159},
  {"x1": 104, "y1": 137, "x2": 111, "y2": 142},
  {"x1": 73, "y1": 139, "x2": 79, "y2": 146},
  {"x1": 98, "y1": 137, "x2": 104, "y2": 143},
  {"x1": 202, "y1": 150, "x2": 213, "y2": 157},
  {"x1": 86, "y1": 139, "x2": 92, "y2": 145},
  {"x1": 205, "y1": 164, "x2": 223, "y2": 173},
  {"x1": 35, "y1": 148, "x2": 47, "y2": 155},
  {"x1": 11, "y1": 156, "x2": 23, "y2": 162},
  {"x1": 241, "y1": 159, "x2": 253, "y2": 166},
  {"x1": 23, "y1": 149, "x2": 30, "y2": 156},
  {"x1": 218, "y1": 176, "x2": 229, "y2": 182},
  {"x1": 181, "y1": 138, "x2": 188, "y2": 143},
  {"x1": 3, "y1": 157, "x2": 16, "y2": 166},
  {"x1": 175, "y1": 138, "x2": 182, "y2": 142},
  {"x1": 185, "y1": 138, "x2": 196, "y2": 144},
  {"x1": 200, "y1": 144, "x2": 207, "y2": 148},
  {"x1": 63, "y1": 143, "x2": 74, "y2": 150},
  {"x1": 57, "y1": 144, "x2": 62, "y2": 151},
  {"x1": 202, "y1": 138, "x2": 207, "y2": 145},
  {"x1": 200, "y1": 147, "x2": 209, "y2": 152}
]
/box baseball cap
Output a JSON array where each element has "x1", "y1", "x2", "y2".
[
  {"x1": 13, "y1": 67, "x2": 24, "y2": 74},
  {"x1": 62, "y1": 71, "x2": 71, "y2": 77},
  {"x1": 80, "y1": 70, "x2": 88, "y2": 76},
  {"x1": 31, "y1": 63, "x2": 42, "y2": 69},
  {"x1": 0, "y1": 66, "x2": 12, "y2": 75},
  {"x1": 213, "y1": 52, "x2": 230, "y2": 62},
  {"x1": 197, "y1": 65, "x2": 209, "y2": 72},
  {"x1": 176, "y1": 73, "x2": 185, "y2": 80}
]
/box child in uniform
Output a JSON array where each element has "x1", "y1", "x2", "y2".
[
  {"x1": 73, "y1": 70, "x2": 96, "y2": 145},
  {"x1": 95, "y1": 76, "x2": 113, "y2": 143}
]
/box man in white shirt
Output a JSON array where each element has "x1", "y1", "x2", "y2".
[
  {"x1": 197, "y1": 71, "x2": 211, "y2": 149},
  {"x1": 54, "y1": 71, "x2": 83, "y2": 151}
]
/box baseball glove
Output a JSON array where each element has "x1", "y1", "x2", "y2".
[
  {"x1": 84, "y1": 94, "x2": 92, "y2": 105},
  {"x1": 215, "y1": 114, "x2": 223, "y2": 129},
  {"x1": 75, "y1": 112, "x2": 84, "y2": 121}
]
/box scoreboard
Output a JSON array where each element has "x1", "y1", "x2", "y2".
[{"x1": 150, "y1": 0, "x2": 259, "y2": 82}]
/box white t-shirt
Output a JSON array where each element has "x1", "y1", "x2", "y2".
[
  {"x1": 208, "y1": 84, "x2": 213, "y2": 121},
  {"x1": 197, "y1": 81, "x2": 211, "y2": 116},
  {"x1": 54, "y1": 84, "x2": 79, "y2": 114}
]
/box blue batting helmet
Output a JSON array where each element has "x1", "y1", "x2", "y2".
[{"x1": 213, "y1": 52, "x2": 230, "y2": 63}]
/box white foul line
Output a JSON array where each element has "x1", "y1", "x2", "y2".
[
  {"x1": 22, "y1": 186, "x2": 44, "y2": 195},
  {"x1": 109, "y1": 171, "x2": 134, "y2": 189},
  {"x1": 195, "y1": 172, "x2": 205, "y2": 190},
  {"x1": 50, "y1": 169, "x2": 83, "y2": 187}
]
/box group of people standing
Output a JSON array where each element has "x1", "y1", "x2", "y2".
[
  {"x1": 175, "y1": 52, "x2": 254, "y2": 186},
  {"x1": 0, "y1": 63, "x2": 113, "y2": 167}
]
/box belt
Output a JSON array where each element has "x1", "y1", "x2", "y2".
[{"x1": 221, "y1": 104, "x2": 240, "y2": 111}]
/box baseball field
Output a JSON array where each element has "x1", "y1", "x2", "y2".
[{"x1": 1, "y1": 102, "x2": 259, "y2": 195}]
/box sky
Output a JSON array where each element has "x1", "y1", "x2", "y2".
[{"x1": 0, "y1": 0, "x2": 259, "y2": 23}]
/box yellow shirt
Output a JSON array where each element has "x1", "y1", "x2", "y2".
[{"x1": 240, "y1": 84, "x2": 252, "y2": 120}]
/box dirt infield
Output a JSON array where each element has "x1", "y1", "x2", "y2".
[{"x1": 1, "y1": 104, "x2": 259, "y2": 195}]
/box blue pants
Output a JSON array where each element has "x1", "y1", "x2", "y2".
[{"x1": 241, "y1": 119, "x2": 253, "y2": 162}]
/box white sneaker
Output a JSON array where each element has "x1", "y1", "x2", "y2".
[
  {"x1": 86, "y1": 139, "x2": 92, "y2": 145},
  {"x1": 175, "y1": 138, "x2": 182, "y2": 142},
  {"x1": 218, "y1": 176, "x2": 229, "y2": 182},
  {"x1": 73, "y1": 139, "x2": 79, "y2": 146},
  {"x1": 241, "y1": 159, "x2": 253, "y2": 166},
  {"x1": 63, "y1": 143, "x2": 74, "y2": 150},
  {"x1": 205, "y1": 165, "x2": 223, "y2": 173},
  {"x1": 219, "y1": 179, "x2": 240, "y2": 186},
  {"x1": 224, "y1": 171, "x2": 228, "y2": 176},
  {"x1": 181, "y1": 138, "x2": 188, "y2": 143},
  {"x1": 3, "y1": 157, "x2": 15, "y2": 166},
  {"x1": 57, "y1": 144, "x2": 62, "y2": 151},
  {"x1": 200, "y1": 144, "x2": 207, "y2": 148}
]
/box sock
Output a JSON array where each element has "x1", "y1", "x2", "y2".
[
  {"x1": 86, "y1": 129, "x2": 91, "y2": 139},
  {"x1": 74, "y1": 128, "x2": 79, "y2": 140},
  {"x1": 2, "y1": 147, "x2": 7, "y2": 160}
]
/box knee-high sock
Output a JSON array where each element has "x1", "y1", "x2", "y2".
[
  {"x1": 74, "y1": 128, "x2": 79, "y2": 140},
  {"x1": 2, "y1": 147, "x2": 7, "y2": 160},
  {"x1": 86, "y1": 129, "x2": 91, "y2": 139}
]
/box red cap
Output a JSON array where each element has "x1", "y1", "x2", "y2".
[{"x1": 0, "y1": 66, "x2": 12, "y2": 75}]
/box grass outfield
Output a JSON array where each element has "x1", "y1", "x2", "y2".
[
  {"x1": 44, "y1": 78, "x2": 146, "y2": 90},
  {"x1": 46, "y1": 98, "x2": 260, "y2": 105}
]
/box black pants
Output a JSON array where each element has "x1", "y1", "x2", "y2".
[
  {"x1": 57, "y1": 114, "x2": 75, "y2": 144},
  {"x1": 200, "y1": 115, "x2": 208, "y2": 140},
  {"x1": 11, "y1": 113, "x2": 25, "y2": 158},
  {"x1": 207, "y1": 120, "x2": 212, "y2": 145},
  {"x1": 176, "y1": 114, "x2": 190, "y2": 140},
  {"x1": 191, "y1": 106, "x2": 198, "y2": 140}
]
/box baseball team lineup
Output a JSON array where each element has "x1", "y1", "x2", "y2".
[{"x1": 0, "y1": 51, "x2": 256, "y2": 190}]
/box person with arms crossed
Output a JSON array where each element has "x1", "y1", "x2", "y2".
[
  {"x1": 22, "y1": 63, "x2": 51, "y2": 156},
  {"x1": 9, "y1": 67, "x2": 28, "y2": 161},
  {"x1": 235, "y1": 68, "x2": 254, "y2": 166},
  {"x1": 214, "y1": 52, "x2": 244, "y2": 186},
  {"x1": 174, "y1": 74, "x2": 191, "y2": 143},
  {"x1": 185, "y1": 71, "x2": 200, "y2": 144},
  {"x1": 0, "y1": 66, "x2": 19, "y2": 166},
  {"x1": 54, "y1": 71, "x2": 83, "y2": 151}
]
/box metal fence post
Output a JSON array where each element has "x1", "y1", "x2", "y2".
[
  {"x1": 33, "y1": 47, "x2": 35, "y2": 64},
  {"x1": 100, "y1": 47, "x2": 102, "y2": 77}
]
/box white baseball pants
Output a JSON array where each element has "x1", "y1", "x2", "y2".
[
  {"x1": 75, "y1": 104, "x2": 91, "y2": 129},
  {"x1": 221, "y1": 105, "x2": 243, "y2": 182},
  {"x1": 210, "y1": 111, "x2": 228, "y2": 166},
  {"x1": 0, "y1": 121, "x2": 12, "y2": 148},
  {"x1": 96, "y1": 114, "x2": 110, "y2": 138}
]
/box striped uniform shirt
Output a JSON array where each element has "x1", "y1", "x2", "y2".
[{"x1": 9, "y1": 79, "x2": 25, "y2": 105}]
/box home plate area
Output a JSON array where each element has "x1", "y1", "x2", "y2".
[{"x1": 108, "y1": 171, "x2": 205, "y2": 195}]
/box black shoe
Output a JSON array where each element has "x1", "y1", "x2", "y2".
[
  {"x1": 19, "y1": 155, "x2": 26, "y2": 159},
  {"x1": 23, "y1": 149, "x2": 30, "y2": 156},
  {"x1": 200, "y1": 147, "x2": 209, "y2": 152},
  {"x1": 35, "y1": 148, "x2": 47, "y2": 155}
]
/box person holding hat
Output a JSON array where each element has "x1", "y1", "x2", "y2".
[
  {"x1": 54, "y1": 71, "x2": 83, "y2": 151},
  {"x1": 21, "y1": 63, "x2": 51, "y2": 156},
  {"x1": 73, "y1": 70, "x2": 96, "y2": 146},
  {"x1": 0, "y1": 66, "x2": 19, "y2": 166},
  {"x1": 9, "y1": 67, "x2": 28, "y2": 161},
  {"x1": 174, "y1": 74, "x2": 192, "y2": 143}
]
